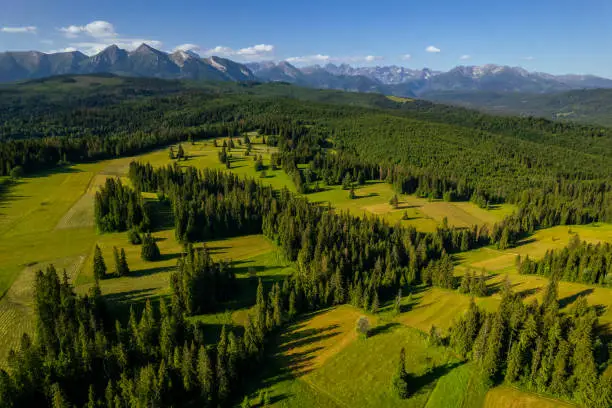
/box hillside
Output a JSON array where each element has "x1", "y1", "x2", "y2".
[{"x1": 423, "y1": 88, "x2": 612, "y2": 127}]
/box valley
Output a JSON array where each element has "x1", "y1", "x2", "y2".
[{"x1": 0, "y1": 74, "x2": 610, "y2": 407}]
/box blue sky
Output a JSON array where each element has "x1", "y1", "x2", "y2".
[{"x1": 1, "y1": 0, "x2": 612, "y2": 76}]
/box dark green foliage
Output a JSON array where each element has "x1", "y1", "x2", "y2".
[
  {"x1": 140, "y1": 233, "x2": 161, "y2": 261},
  {"x1": 113, "y1": 248, "x2": 130, "y2": 276},
  {"x1": 449, "y1": 277, "x2": 608, "y2": 406},
  {"x1": 128, "y1": 228, "x2": 142, "y2": 245},
  {"x1": 170, "y1": 244, "x2": 235, "y2": 315},
  {"x1": 93, "y1": 245, "x2": 107, "y2": 280},
  {"x1": 518, "y1": 234, "x2": 612, "y2": 285},
  {"x1": 94, "y1": 178, "x2": 149, "y2": 233},
  {"x1": 391, "y1": 348, "x2": 410, "y2": 398},
  {"x1": 2, "y1": 263, "x2": 294, "y2": 407},
  {"x1": 458, "y1": 269, "x2": 488, "y2": 297}
]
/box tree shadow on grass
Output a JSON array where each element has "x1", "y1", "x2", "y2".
[
  {"x1": 369, "y1": 321, "x2": 400, "y2": 337},
  {"x1": 129, "y1": 264, "x2": 176, "y2": 278},
  {"x1": 559, "y1": 288, "x2": 594, "y2": 309},
  {"x1": 516, "y1": 287, "x2": 541, "y2": 299},
  {"x1": 410, "y1": 360, "x2": 466, "y2": 397}
]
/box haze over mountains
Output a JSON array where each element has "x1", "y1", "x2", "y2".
[{"x1": 2, "y1": 44, "x2": 612, "y2": 97}]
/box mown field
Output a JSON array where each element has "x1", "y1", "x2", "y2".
[{"x1": 0, "y1": 135, "x2": 607, "y2": 407}]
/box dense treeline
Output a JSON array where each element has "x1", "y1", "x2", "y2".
[
  {"x1": 2, "y1": 77, "x2": 612, "y2": 204},
  {"x1": 129, "y1": 163, "x2": 275, "y2": 242},
  {"x1": 518, "y1": 234, "x2": 612, "y2": 285},
  {"x1": 94, "y1": 178, "x2": 149, "y2": 233},
  {"x1": 128, "y1": 161, "x2": 489, "y2": 304},
  {"x1": 170, "y1": 244, "x2": 235, "y2": 314},
  {"x1": 449, "y1": 277, "x2": 611, "y2": 407},
  {"x1": 0, "y1": 264, "x2": 288, "y2": 407}
]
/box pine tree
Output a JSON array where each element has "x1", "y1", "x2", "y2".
[
  {"x1": 217, "y1": 327, "x2": 230, "y2": 403},
  {"x1": 272, "y1": 283, "x2": 282, "y2": 327},
  {"x1": 113, "y1": 246, "x2": 122, "y2": 276},
  {"x1": 371, "y1": 291, "x2": 379, "y2": 314},
  {"x1": 93, "y1": 244, "x2": 107, "y2": 280},
  {"x1": 197, "y1": 345, "x2": 214, "y2": 404},
  {"x1": 393, "y1": 288, "x2": 402, "y2": 316},
  {"x1": 391, "y1": 347, "x2": 409, "y2": 398},
  {"x1": 119, "y1": 248, "x2": 130, "y2": 275},
  {"x1": 141, "y1": 233, "x2": 161, "y2": 261},
  {"x1": 348, "y1": 186, "x2": 356, "y2": 199},
  {"x1": 288, "y1": 289, "x2": 297, "y2": 319},
  {"x1": 128, "y1": 229, "x2": 142, "y2": 245}
]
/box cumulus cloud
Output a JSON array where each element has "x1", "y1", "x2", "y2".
[
  {"x1": 460, "y1": 54, "x2": 471, "y2": 60},
  {"x1": 1, "y1": 26, "x2": 37, "y2": 33},
  {"x1": 286, "y1": 54, "x2": 383, "y2": 65},
  {"x1": 426, "y1": 45, "x2": 441, "y2": 53},
  {"x1": 202, "y1": 44, "x2": 275, "y2": 61},
  {"x1": 48, "y1": 47, "x2": 78, "y2": 53},
  {"x1": 59, "y1": 20, "x2": 116, "y2": 38},
  {"x1": 401, "y1": 54, "x2": 412, "y2": 60},
  {"x1": 56, "y1": 20, "x2": 162, "y2": 55},
  {"x1": 286, "y1": 54, "x2": 331, "y2": 64},
  {"x1": 174, "y1": 43, "x2": 201, "y2": 52}
]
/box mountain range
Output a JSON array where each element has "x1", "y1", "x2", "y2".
[
  {"x1": 2, "y1": 44, "x2": 612, "y2": 97},
  {"x1": 0, "y1": 44, "x2": 256, "y2": 83}
]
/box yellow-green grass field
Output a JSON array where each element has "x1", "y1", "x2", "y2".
[
  {"x1": 394, "y1": 223, "x2": 612, "y2": 337},
  {"x1": 483, "y1": 386, "x2": 576, "y2": 408},
  {"x1": 130, "y1": 138, "x2": 514, "y2": 233},
  {"x1": 247, "y1": 305, "x2": 468, "y2": 408}
]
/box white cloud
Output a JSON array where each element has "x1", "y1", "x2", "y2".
[
  {"x1": 1, "y1": 26, "x2": 37, "y2": 34},
  {"x1": 522, "y1": 56, "x2": 534, "y2": 61},
  {"x1": 426, "y1": 45, "x2": 441, "y2": 53},
  {"x1": 286, "y1": 54, "x2": 383, "y2": 65},
  {"x1": 237, "y1": 44, "x2": 274, "y2": 56},
  {"x1": 40, "y1": 39, "x2": 54, "y2": 45},
  {"x1": 364, "y1": 55, "x2": 383, "y2": 62},
  {"x1": 203, "y1": 44, "x2": 275, "y2": 61},
  {"x1": 48, "y1": 47, "x2": 78, "y2": 54},
  {"x1": 174, "y1": 43, "x2": 201, "y2": 53},
  {"x1": 460, "y1": 54, "x2": 471, "y2": 60},
  {"x1": 286, "y1": 54, "x2": 331, "y2": 64},
  {"x1": 59, "y1": 20, "x2": 116, "y2": 38},
  {"x1": 56, "y1": 20, "x2": 162, "y2": 55},
  {"x1": 401, "y1": 54, "x2": 412, "y2": 60}
]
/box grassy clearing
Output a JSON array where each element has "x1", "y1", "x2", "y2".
[
  {"x1": 133, "y1": 138, "x2": 297, "y2": 192},
  {"x1": 484, "y1": 386, "x2": 576, "y2": 408},
  {"x1": 249, "y1": 305, "x2": 466, "y2": 408},
  {"x1": 307, "y1": 182, "x2": 513, "y2": 233},
  {"x1": 425, "y1": 363, "x2": 489, "y2": 408},
  {"x1": 132, "y1": 139, "x2": 513, "y2": 233}
]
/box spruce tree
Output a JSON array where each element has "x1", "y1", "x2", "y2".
[
  {"x1": 119, "y1": 248, "x2": 130, "y2": 275},
  {"x1": 93, "y1": 245, "x2": 107, "y2": 280},
  {"x1": 141, "y1": 233, "x2": 161, "y2": 261},
  {"x1": 391, "y1": 347, "x2": 409, "y2": 398},
  {"x1": 113, "y1": 246, "x2": 122, "y2": 276}
]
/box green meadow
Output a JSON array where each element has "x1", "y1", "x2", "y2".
[{"x1": 0, "y1": 135, "x2": 606, "y2": 407}]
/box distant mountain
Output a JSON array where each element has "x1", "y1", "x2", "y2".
[
  {"x1": 247, "y1": 61, "x2": 388, "y2": 93},
  {"x1": 249, "y1": 61, "x2": 612, "y2": 96},
  {"x1": 3, "y1": 45, "x2": 612, "y2": 101},
  {"x1": 0, "y1": 44, "x2": 255, "y2": 83}
]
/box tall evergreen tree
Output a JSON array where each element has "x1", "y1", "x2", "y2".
[{"x1": 93, "y1": 245, "x2": 107, "y2": 280}]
